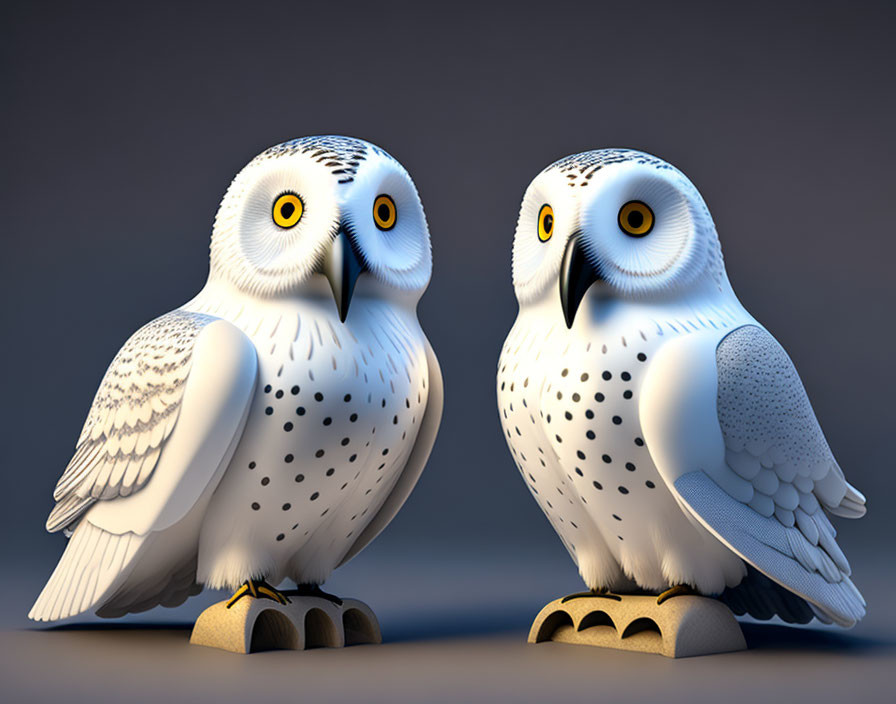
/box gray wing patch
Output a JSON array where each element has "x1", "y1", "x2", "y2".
[
  {"x1": 47, "y1": 310, "x2": 218, "y2": 532},
  {"x1": 719, "y1": 326, "x2": 832, "y2": 492},
  {"x1": 717, "y1": 325, "x2": 865, "y2": 523},
  {"x1": 689, "y1": 324, "x2": 867, "y2": 625}
]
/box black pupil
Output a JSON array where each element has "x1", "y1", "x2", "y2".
[
  {"x1": 627, "y1": 209, "x2": 644, "y2": 229},
  {"x1": 281, "y1": 201, "x2": 295, "y2": 219},
  {"x1": 377, "y1": 203, "x2": 391, "y2": 222},
  {"x1": 543, "y1": 213, "x2": 553, "y2": 233}
]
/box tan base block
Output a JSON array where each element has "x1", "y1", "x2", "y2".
[
  {"x1": 528, "y1": 594, "x2": 746, "y2": 658},
  {"x1": 189, "y1": 596, "x2": 381, "y2": 654}
]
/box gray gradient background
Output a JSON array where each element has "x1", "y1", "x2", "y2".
[{"x1": 2, "y1": 1, "x2": 895, "y2": 701}]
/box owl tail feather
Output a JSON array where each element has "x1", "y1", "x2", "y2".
[{"x1": 28, "y1": 520, "x2": 142, "y2": 622}]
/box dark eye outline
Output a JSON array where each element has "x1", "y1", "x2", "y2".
[
  {"x1": 618, "y1": 200, "x2": 654, "y2": 237},
  {"x1": 373, "y1": 194, "x2": 397, "y2": 231},
  {"x1": 272, "y1": 192, "x2": 304, "y2": 229},
  {"x1": 537, "y1": 204, "x2": 554, "y2": 242}
]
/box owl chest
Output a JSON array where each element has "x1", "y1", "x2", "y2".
[
  {"x1": 499, "y1": 324, "x2": 668, "y2": 528},
  {"x1": 212, "y1": 307, "x2": 429, "y2": 552},
  {"x1": 242, "y1": 308, "x2": 427, "y2": 457}
]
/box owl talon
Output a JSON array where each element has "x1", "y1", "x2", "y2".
[
  {"x1": 561, "y1": 588, "x2": 622, "y2": 603},
  {"x1": 656, "y1": 584, "x2": 697, "y2": 605},
  {"x1": 283, "y1": 583, "x2": 343, "y2": 606},
  {"x1": 225, "y1": 584, "x2": 250, "y2": 608},
  {"x1": 226, "y1": 579, "x2": 291, "y2": 609},
  {"x1": 257, "y1": 585, "x2": 291, "y2": 605}
]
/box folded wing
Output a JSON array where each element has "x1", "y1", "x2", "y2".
[
  {"x1": 640, "y1": 324, "x2": 865, "y2": 627},
  {"x1": 30, "y1": 311, "x2": 257, "y2": 621}
]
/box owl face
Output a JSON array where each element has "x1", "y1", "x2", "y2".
[
  {"x1": 209, "y1": 136, "x2": 432, "y2": 319},
  {"x1": 511, "y1": 149, "x2": 725, "y2": 326}
]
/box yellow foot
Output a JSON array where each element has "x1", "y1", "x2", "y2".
[
  {"x1": 226, "y1": 579, "x2": 291, "y2": 609},
  {"x1": 561, "y1": 588, "x2": 622, "y2": 604},
  {"x1": 656, "y1": 584, "x2": 697, "y2": 605}
]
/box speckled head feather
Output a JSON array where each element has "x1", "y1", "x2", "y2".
[
  {"x1": 512, "y1": 148, "x2": 726, "y2": 304},
  {"x1": 209, "y1": 136, "x2": 432, "y2": 297},
  {"x1": 547, "y1": 148, "x2": 676, "y2": 187}
]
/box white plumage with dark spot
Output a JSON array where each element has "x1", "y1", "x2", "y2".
[
  {"x1": 30, "y1": 136, "x2": 442, "y2": 621},
  {"x1": 497, "y1": 149, "x2": 866, "y2": 627}
]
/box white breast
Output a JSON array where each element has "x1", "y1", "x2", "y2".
[
  {"x1": 498, "y1": 302, "x2": 745, "y2": 593},
  {"x1": 188, "y1": 296, "x2": 429, "y2": 589}
]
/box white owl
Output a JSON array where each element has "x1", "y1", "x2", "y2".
[
  {"x1": 30, "y1": 136, "x2": 443, "y2": 621},
  {"x1": 497, "y1": 149, "x2": 866, "y2": 627}
]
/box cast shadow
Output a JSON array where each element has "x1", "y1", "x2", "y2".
[
  {"x1": 37, "y1": 621, "x2": 193, "y2": 633},
  {"x1": 740, "y1": 622, "x2": 896, "y2": 655},
  {"x1": 31, "y1": 614, "x2": 896, "y2": 656},
  {"x1": 382, "y1": 606, "x2": 531, "y2": 643}
]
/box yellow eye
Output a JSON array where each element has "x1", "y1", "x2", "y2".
[
  {"x1": 618, "y1": 200, "x2": 654, "y2": 237},
  {"x1": 272, "y1": 193, "x2": 303, "y2": 229},
  {"x1": 373, "y1": 194, "x2": 397, "y2": 230},
  {"x1": 537, "y1": 204, "x2": 554, "y2": 242}
]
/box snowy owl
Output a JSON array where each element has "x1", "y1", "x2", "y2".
[
  {"x1": 497, "y1": 149, "x2": 866, "y2": 627},
  {"x1": 30, "y1": 136, "x2": 443, "y2": 621}
]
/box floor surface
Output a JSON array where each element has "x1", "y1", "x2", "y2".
[{"x1": 3, "y1": 546, "x2": 895, "y2": 703}]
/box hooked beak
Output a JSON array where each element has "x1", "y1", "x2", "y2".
[
  {"x1": 559, "y1": 234, "x2": 604, "y2": 329},
  {"x1": 322, "y1": 228, "x2": 367, "y2": 323}
]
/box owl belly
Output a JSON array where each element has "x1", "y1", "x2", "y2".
[
  {"x1": 196, "y1": 303, "x2": 428, "y2": 589},
  {"x1": 499, "y1": 319, "x2": 743, "y2": 594}
]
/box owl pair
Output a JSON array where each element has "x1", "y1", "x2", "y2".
[{"x1": 30, "y1": 137, "x2": 864, "y2": 632}]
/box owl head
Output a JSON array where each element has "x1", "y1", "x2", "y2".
[
  {"x1": 208, "y1": 136, "x2": 432, "y2": 320},
  {"x1": 511, "y1": 149, "x2": 727, "y2": 327}
]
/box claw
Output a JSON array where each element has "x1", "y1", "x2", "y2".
[
  {"x1": 656, "y1": 584, "x2": 697, "y2": 605},
  {"x1": 226, "y1": 579, "x2": 291, "y2": 609},
  {"x1": 283, "y1": 583, "x2": 343, "y2": 605},
  {"x1": 258, "y1": 585, "x2": 291, "y2": 605},
  {"x1": 226, "y1": 584, "x2": 250, "y2": 609},
  {"x1": 561, "y1": 588, "x2": 622, "y2": 604}
]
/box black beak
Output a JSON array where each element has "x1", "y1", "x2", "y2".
[
  {"x1": 559, "y1": 234, "x2": 604, "y2": 329},
  {"x1": 322, "y1": 228, "x2": 367, "y2": 323}
]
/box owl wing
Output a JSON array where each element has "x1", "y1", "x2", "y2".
[
  {"x1": 338, "y1": 338, "x2": 442, "y2": 566},
  {"x1": 639, "y1": 324, "x2": 866, "y2": 627},
  {"x1": 30, "y1": 310, "x2": 257, "y2": 621}
]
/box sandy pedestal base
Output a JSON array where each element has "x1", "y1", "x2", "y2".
[
  {"x1": 190, "y1": 595, "x2": 381, "y2": 654},
  {"x1": 528, "y1": 594, "x2": 746, "y2": 658}
]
